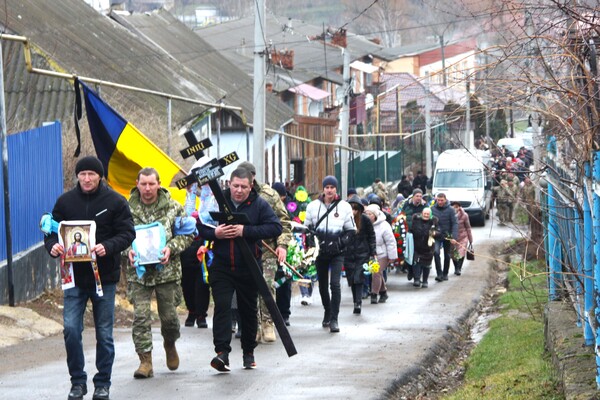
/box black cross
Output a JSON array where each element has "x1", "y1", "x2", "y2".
[{"x1": 180, "y1": 136, "x2": 297, "y2": 357}]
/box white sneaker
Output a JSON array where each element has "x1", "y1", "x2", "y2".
[{"x1": 301, "y1": 296, "x2": 312, "y2": 306}]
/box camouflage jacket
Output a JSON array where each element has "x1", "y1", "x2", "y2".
[
  {"x1": 126, "y1": 187, "x2": 193, "y2": 286},
  {"x1": 520, "y1": 183, "x2": 536, "y2": 204},
  {"x1": 255, "y1": 181, "x2": 292, "y2": 258}
]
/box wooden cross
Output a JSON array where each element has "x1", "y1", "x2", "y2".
[{"x1": 179, "y1": 135, "x2": 297, "y2": 357}]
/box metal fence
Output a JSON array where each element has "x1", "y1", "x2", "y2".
[
  {"x1": 337, "y1": 151, "x2": 404, "y2": 189},
  {"x1": 543, "y1": 157, "x2": 599, "y2": 386},
  {"x1": 0, "y1": 122, "x2": 63, "y2": 304}
]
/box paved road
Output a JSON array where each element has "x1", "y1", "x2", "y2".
[{"x1": 0, "y1": 223, "x2": 516, "y2": 400}]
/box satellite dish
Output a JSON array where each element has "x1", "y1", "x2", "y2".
[{"x1": 308, "y1": 101, "x2": 320, "y2": 117}]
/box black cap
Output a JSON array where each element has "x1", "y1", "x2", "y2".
[
  {"x1": 272, "y1": 182, "x2": 286, "y2": 196},
  {"x1": 75, "y1": 156, "x2": 104, "y2": 178}
]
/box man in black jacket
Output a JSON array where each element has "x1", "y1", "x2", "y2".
[
  {"x1": 412, "y1": 171, "x2": 429, "y2": 192},
  {"x1": 197, "y1": 168, "x2": 282, "y2": 372},
  {"x1": 44, "y1": 156, "x2": 135, "y2": 400},
  {"x1": 431, "y1": 193, "x2": 458, "y2": 281}
]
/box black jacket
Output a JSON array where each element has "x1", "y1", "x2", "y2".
[
  {"x1": 44, "y1": 181, "x2": 135, "y2": 289},
  {"x1": 397, "y1": 179, "x2": 413, "y2": 198},
  {"x1": 410, "y1": 215, "x2": 440, "y2": 265},
  {"x1": 197, "y1": 188, "x2": 282, "y2": 272},
  {"x1": 344, "y1": 214, "x2": 376, "y2": 266},
  {"x1": 432, "y1": 202, "x2": 458, "y2": 239}
]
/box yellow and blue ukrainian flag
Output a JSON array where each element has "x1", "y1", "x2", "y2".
[{"x1": 78, "y1": 81, "x2": 186, "y2": 201}]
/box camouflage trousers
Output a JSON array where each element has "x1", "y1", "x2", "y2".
[
  {"x1": 258, "y1": 257, "x2": 277, "y2": 323},
  {"x1": 497, "y1": 201, "x2": 508, "y2": 223},
  {"x1": 128, "y1": 281, "x2": 182, "y2": 354}
]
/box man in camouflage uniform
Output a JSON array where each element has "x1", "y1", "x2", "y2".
[
  {"x1": 238, "y1": 162, "x2": 292, "y2": 343},
  {"x1": 494, "y1": 180, "x2": 512, "y2": 225},
  {"x1": 520, "y1": 175, "x2": 536, "y2": 226},
  {"x1": 126, "y1": 167, "x2": 193, "y2": 379},
  {"x1": 505, "y1": 177, "x2": 519, "y2": 223},
  {"x1": 371, "y1": 178, "x2": 389, "y2": 207}
]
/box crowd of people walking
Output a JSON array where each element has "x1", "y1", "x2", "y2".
[{"x1": 44, "y1": 155, "x2": 488, "y2": 400}]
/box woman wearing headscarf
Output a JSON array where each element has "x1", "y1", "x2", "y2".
[
  {"x1": 410, "y1": 207, "x2": 441, "y2": 288},
  {"x1": 344, "y1": 195, "x2": 376, "y2": 315},
  {"x1": 450, "y1": 201, "x2": 473, "y2": 276},
  {"x1": 364, "y1": 204, "x2": 397, "y2": 304}
]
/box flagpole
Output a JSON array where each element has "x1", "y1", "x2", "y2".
[{"x1": 0, "y1": 40, "x2": 14, "y2": 306}]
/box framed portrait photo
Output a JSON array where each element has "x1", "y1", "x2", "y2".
[
  {"x1": 133, "y1": 223, "x2": 167, "y2": 266},
  {"x1": 58, "y1": 220, "x2": 96, "y2": 263}
]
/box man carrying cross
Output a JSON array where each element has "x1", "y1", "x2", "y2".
[{"x1": 197, "y1": 167, "x2": 283, "y2": 372}]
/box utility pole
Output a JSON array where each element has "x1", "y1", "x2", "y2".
[
  {"x1": 340, "y1": 49, "x2": 350, "y2": 199},
  {"x1": 440, "y1": 34, "x2": 447, "y2": 87},
  {"x1": 425, "y1": 73, "x2": 432, "y2": 178},
  {"x1": 252, "y1": 0, "x2": 266, "y2": 182},
  {"x1": 465, "y1": 74, "x2": 471, "y2": 149}
]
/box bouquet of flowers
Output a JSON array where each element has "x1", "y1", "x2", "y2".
[
  {"x1": 362, "y1": 258, "x2": 380, "y2": 275},
  {"x1": 391, "y1": 213, "x2": 408, "y2": 260},
  {"x1": 286, "y1": 236, "x2": 318, "y2": 282},
  {"x1": 286, "y1": 186, "x2": 311, "y2": 224}
]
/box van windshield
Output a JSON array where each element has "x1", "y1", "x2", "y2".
[{"x1": 434, "y1": 170, "x2": 482, "y2": 189}]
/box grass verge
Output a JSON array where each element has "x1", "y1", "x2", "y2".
[{"x1": 442, "y1": 259, "x2": 563, "y2": 399}]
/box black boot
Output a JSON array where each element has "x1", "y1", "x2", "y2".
[
  {"x1": 185, "y1": 312, "x2": 196, "y2": 327},
  {"x1": 371, "y1": 293, "x2": 378, "y2": 304},
  {"x1": 379, "y1": 291, "x2": 388, "y2": 303},
  {"x1": 454, "y1": 257, "x2": 464, "y2": 275},
  {"x1": 329, "y1": 319, "x2": 340, "y2": 333},
  {"x1": 353, "y1": 302, "x2": 361, "y2": 314},
  {"x1": 422, "y1": 267, "x2": 431, "y2": 288},
  {"x1": 322, "y1": 310, "x2": 331, "y2": 327}
]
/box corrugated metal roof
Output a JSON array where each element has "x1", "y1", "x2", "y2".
[
  {"x1": 2, "y1": 38, "x2": 74, "y2": 133},
  {"x1": 195, "y1": 15, "x2": 383, "y2": 92},
  {"x1": 110, "y1": 9, "x2": 293, "y2": 129},
  {"x1": 0, "y1": 0, "x2": 228, "y2": 132}
]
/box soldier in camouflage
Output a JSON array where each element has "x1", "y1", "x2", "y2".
[
  {"x1": 126, "y1": 167, "x2": 193, "y2": 379},
  {"x1": 494, "y1": 179, "x2": 513, "y2": 225},
  {"x1": 238, "y1": 162, "x2": 292, "y2": 343}
]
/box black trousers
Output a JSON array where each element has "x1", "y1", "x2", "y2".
[
  {"x1": 316, "y1": 253, "x2": 344, "y2": 321},
  {"x1": 209, "y1": 267, "x2": 258, "y2": 355},
  {"x1": 276, "y1": 279, "x2": 292, "y2": 319},
  {"x1": 180, "y1": 243, "x2": 210, "y2": 318},
  {"x1": 434, "y1": 239, "x2": 453, "y2": 277}
]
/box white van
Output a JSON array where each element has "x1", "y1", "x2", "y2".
[{"x1": 431, "y1": 149, "x2": 492, "y2": 226}]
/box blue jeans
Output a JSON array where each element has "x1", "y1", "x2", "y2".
[{"x1": 63, "y1": 283, "x2": 116, "y2": 388}]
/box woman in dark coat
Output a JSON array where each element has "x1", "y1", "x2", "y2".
[
  {"x1": 397, "y1": 175, "x2": 413, "y2": 199},
  {"x1": 344, "y1": 195, "x2": 376, "y2": 314},
  {"x1": 410, "y1": 208, "x2": 441, "y2": 288}
]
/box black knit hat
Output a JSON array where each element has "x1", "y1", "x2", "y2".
[
  {"x1": 272, "y1": 182, "x2": 286, "y2": 196},
  {"x1": 75, "y1": 156, "x2": 104, "y2": 178},
  {"x1": 322, "y1": 175, "x2": 338, "y2": 188}
]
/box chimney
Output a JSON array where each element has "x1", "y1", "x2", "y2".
[
  {"x1": 331, "y1": 28, "x2": 347, "y2": 48},
  {"x1": 270, "y1": 49, "x2": 294, "y2": 70}
]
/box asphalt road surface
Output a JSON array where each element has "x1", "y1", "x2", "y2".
[{"x1": 0, "y1": 222, "x2": 517, "y2": 400}]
